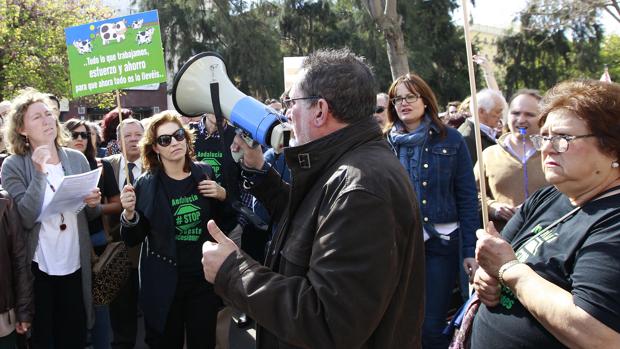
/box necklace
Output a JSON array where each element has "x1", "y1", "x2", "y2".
[{"x1": 45, "y1": 167, "x2": 66, "y2": 231}]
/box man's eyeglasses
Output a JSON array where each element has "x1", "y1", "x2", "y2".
[
  {"x1": 375, "y1": 106, "x2": 385, "y2": 114},
  {"x1": 281, "y1": 96, "x2": 321, "y2": 109},
  {"x1": 156, "y1": 128, "x2": 186, "y2": 147},
  {"x1": 530, "y1": 134, "x2": 595, "y2": 153},
  {"x1": 71, "y1": 131, "x2": 90, "y2": 140},
  {"x1": 391, "y1": 93, "x2": 420, "y2": 106}
]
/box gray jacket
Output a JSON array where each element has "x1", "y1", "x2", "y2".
[{"x1": 1, "y1": 147, "x2": 100, "y2": 328}]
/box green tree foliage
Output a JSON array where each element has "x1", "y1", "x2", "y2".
[
  {"x1": 400, "y1": 0, "x2": 472, "y2": 105},
  {"x1": 137, "y1": 0, "x2": 282, "y2": 99},
  {"x1": 136, "y1": 0, "x2": 473, "y2": 104},
  {"x1": 278, "y1": 0, "x2": 472, "y2": 104},
  {"x1": 495, "y1": 9, "x2": 603, "y2": 98},
  {"x1": 0, "y1": 0, "x2": 113, "y2": 100},
  {"x1": 602, "y1": 35, "x2": 620, "y2": 81}
]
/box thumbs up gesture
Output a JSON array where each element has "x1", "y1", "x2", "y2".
[
  {"x1": 202, "y1": 220, "x2": 239, "y2": 283},
  {"x1": 475, "y1": 222, "x2": 517, "y2": 278}
]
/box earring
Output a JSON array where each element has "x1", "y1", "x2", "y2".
[
  {"x1": 157, "y1": 153, "x2": 161, "y2": 162},
  {"x1": 24, "y1": 135, "x2": 30, "y2": 148},
  {"x1": 612, "y1": 161, "x2": 619, "y2": 168}
]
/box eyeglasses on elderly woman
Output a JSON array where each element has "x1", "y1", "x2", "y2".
[{"x1": 530, "y1": 134, "x2": 595, "y2": 153}]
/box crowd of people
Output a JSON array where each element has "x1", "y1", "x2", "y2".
[{"x1": 0, "y1": 48, "x2": 619, "y2": 349}]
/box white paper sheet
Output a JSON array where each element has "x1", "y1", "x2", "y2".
[{"x1": 37, "y1": 167, "x2": 102, "y2": 222}]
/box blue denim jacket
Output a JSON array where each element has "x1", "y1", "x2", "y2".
[{"x1": 388, "y1": 123, "x2": 479, "y2": 257}]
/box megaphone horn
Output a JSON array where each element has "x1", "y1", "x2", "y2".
[{"x1": 172, "y1": 52, "x2": 290, "y2": 154}]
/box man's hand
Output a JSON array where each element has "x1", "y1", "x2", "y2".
[
  {"x1": 231, "y1": 134, "x2": 264, "y2": 170},
  {"x1": 15, "y1": 321, "x2": 31, "y2": 334},
  {"x1": 473, "y1": 54, "x2": 493, "y2": 73},
  {"x1": 202, "y1": 220, "x2": 239, "y2": 283},
  {"x1": 120, "y1": 184, "x2": 136, "y2": 220},
  {"x1": 489, "y1": 202, "x2": 516, "y2": 221},
  {"x1": 473, "y1": 268, "x2": 501, "y2": 307}
]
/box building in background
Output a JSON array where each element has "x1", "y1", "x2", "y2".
[{"x1": 470, "y1": 24, "x2": 507, "y2": 80}]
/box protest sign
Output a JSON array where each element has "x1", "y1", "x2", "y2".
[
  {"x1": 283, "y1": 56, "x2": 306, "y2": 92},
  {"x1": 64, "y1": 10, "x2": 166, "y2": 97}
]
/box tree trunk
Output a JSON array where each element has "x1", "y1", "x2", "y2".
[{"x1": 362, "y1": 0, "x2": 409, "y2": 80}]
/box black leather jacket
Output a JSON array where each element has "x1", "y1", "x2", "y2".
[
  {"x1": 215, "y1": 118, "x2": 426, "y2": 348},
  {"x1": 0, "y1": 189, "x2": 34, "y2": 323}
]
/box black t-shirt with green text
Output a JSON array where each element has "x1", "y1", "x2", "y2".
[
  {"x1": 159, "y1": 171, "x2": 213, "y2": 279},
  {"x1": 471, "y1": 186, "x2": 620, "y2": 348}
]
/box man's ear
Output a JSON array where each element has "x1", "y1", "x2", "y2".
[{"x1": 314, "y1": 99, "x2": 329, "y2": 126}]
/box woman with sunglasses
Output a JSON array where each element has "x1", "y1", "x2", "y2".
[
  {"x1": 385, "y1": 73, "x2": 479, "y2": 349},
  {"x1": 1, "y1": 89, "x2": 101, "y2": 348},
  {"x1": 119, "y1": 111, "x2": 236, "y2": 349},
  {"x1": 470, "y1": 80, "x2": 620, "y2": 347}
]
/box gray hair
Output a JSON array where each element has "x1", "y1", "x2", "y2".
[
  {"x1": 116, "y1": 118, "x2": 144, "y2": 138},
  {"x1": 474, "y1": 88, "x2": 506, "y2": 114}
]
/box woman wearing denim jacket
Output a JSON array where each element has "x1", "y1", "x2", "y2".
[{"x1": 385, "y1": 73, "x2": 480, "y2": 349}]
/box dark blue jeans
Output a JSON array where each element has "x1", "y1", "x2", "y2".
[{"x1": 422, "y1": 231, "x2": 460, "y2": 349}]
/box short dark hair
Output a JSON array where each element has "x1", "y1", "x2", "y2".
[
  {"x1": 447, "y1": 101, "x2": 460, "y2": 108},
  {"x1": 298, "y1": 48, "x2": 375, "y2": 124},
  {"x1": 539, "y1": 80, "x2": 620, "y2": 160}
]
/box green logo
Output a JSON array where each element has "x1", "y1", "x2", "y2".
[{"x1": 171, "y1": 196, "x2": 203, "y2": 241}]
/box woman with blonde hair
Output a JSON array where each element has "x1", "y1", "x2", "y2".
[
  {"x1": 1, "y1": 88, "x2": 102, "y2": 348},
  {"x1": 119, "y1": 111, "x2": 235, "y2": 349}
]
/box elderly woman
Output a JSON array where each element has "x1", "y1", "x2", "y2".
[
  {"x1": 119, "y1": 111, "x2": 235, "y2": 349},
  {"x1": 385, "y1": 73, "x2": 479, "y2": 349},
  {"x1": 472, "y1": 80, "x2": 620, "y2": 348},
  {"x1": 1, "y1": 88, "x2": 101, "y2": 349}
]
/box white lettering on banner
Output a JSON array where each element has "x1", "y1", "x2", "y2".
[
  {"x1": 89, "y1": 65, "x2": 117, "y2": 78},
  {"x1": 124, "y1": 61, "x2": 146, "y2": 73}
]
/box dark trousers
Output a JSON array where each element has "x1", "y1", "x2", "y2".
[
  {"x1": 422, "y1": 232, "x2": 460, "y2": 349},
  {"x1": 109, "y1": 268, "x2": 139, "y2": 349},
  {"x1": 31, "y1": 263, "x2": 86, "y2": 349},
  {"x1": 145, "y1": 277, "x2": 220, "y2": 349}
]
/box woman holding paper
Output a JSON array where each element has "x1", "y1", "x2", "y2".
[{"x1": 1, "y1": 88, "x2": 102, "y2": 349}]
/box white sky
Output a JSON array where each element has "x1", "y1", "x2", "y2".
[{"x1": 453, "y1": 0, "x2": 620, "y2": 35}]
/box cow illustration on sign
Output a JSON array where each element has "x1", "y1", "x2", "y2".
[
  {"x1": 136, "y1": 27, "x2": 154, "y2": 45},
  {"x1": 131, "y1": 19, "x2": 144, "y2": 29},
  {"x1": 73, "y1": 39, "x2": 92, "y2": 54},
  {"x1": 100, "y1": 20, "x2": 127, "y2": 45}
]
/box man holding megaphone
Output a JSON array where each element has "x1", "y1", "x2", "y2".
[{"x1": 200, "y1": 48, "x2": 425, "y2": 348}]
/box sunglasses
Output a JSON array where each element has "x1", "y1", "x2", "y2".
[
  {"x1": 375, "y1": 106, "x2": 385, "y2": 114},
  {"x1": 156, "y1": 128, "x2": 186, "y2": 147},
  {"x1": 71, "y1": 131, "x2": 90, "y2": 140}
]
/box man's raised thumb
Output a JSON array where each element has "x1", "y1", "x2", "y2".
[{"x1": 207, "y1": 219, "x2": 231, "y2": 245}]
